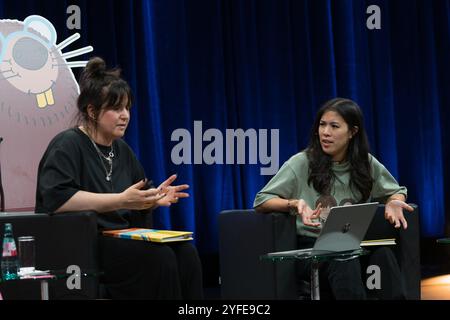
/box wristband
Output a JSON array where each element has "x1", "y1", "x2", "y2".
[{"x1": 287, "y1": 199, "x2": 299, "y2": 216}]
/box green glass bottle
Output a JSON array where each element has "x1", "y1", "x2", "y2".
[{"x1": 1, "y1": 223, "x2": 19, "y2": 280}]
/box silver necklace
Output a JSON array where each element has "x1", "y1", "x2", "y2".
[{"x1": 86, "y1": 134, "x2": 115, "y2": 182}]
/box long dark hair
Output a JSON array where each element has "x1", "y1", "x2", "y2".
[
  {"x1": 75, "y1": 57, "x2": 133, "y2": 128},
  {"x1": 306, "y1": 98, "x2": 373, "y2": 202}
]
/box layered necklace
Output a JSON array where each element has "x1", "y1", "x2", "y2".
[{"x1": 84, "y1": 129, "x2": 115, "y2": 182}]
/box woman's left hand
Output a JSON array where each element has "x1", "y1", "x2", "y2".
[
  {"x1": 155, "y1": 174, "x2": 190, "y2": 207},
  {"x1": 384, "y1": 200, "x2": 414, "y2": 229}
]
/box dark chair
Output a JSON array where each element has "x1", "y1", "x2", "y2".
[
  {"x1": 0, "y1": 210, "x2": 154, "y2": 300},
  {"x1": 0, "y1": 211, "x2": 99, "y2": 299},
  {"x1": 218, "y1": 204, "x2": 420, "y2": 300}
]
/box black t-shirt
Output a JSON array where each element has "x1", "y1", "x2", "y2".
[{"x1": 35, "y1": 127, "x2": 149, "y2": 230}]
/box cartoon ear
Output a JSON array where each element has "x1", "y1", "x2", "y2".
[{"x1": 23, "y1": 15, "x2": 57, "y2": 45}]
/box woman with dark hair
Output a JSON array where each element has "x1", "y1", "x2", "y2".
[
  {"x1": 35, "y1": 57, "x2": 203, "y2": 299},
  {"x1": 254, "y1": 97, "x2": 413, "y2": 299}
]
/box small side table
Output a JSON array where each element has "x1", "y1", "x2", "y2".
[
  {"x1": 261, "y1": 248, "x2": 369, "y2": 300},
  {"x1": 1, "y1": 270, "x2": 100, "y2": 300}
]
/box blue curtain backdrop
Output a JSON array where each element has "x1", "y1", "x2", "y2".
[{"x1": 1, "y1": 0, "x2": 449, "y2": 256}]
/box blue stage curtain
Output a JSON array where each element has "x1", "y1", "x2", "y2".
[{"x1": 1, "y1": 0, "x2": 448, "y2": 254}]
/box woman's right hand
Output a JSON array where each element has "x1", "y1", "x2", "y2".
[
  {"x1": 296, "y1": 199, "x2": 322, "y2": 227},
  {"x1": 120, "y1": 179, "x2": 165, "y2": 210}
]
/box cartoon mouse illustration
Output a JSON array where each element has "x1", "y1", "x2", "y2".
[
  {"x1": 0, "y1": 15, "x2": 93, "y2": 210},
  {"x1": 0, "y1": 15, "x2": 92, "y2": 109}
]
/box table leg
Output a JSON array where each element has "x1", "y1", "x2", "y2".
[
  {"x1": 311, "y1": 260, "x2": 320, "y2": 300},
  {"x1": 40, "y1": 280, "x2": 49, "y2": 300}
]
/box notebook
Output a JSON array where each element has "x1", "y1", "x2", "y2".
[
  {"x1": 102, "y1": 228, "x2": 193, "y2": 243},
  {"x1": 267, "y1": 202, "x2": 379, "y2": 257}
]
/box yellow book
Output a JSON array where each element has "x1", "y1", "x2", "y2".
[
  {"x1": 361, "y1": 238, "x2": 396, "y2": 247},
  {"x1": 103, "y1": 228, "x2": 193, "y2": 243}
]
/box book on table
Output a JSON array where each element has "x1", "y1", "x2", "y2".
[
  {"x1": 102, "y1": 228, "x2": 193, "y2": 243},
  {"x1": 360, "y1": 238, "x2": 396, "y2": 246}
]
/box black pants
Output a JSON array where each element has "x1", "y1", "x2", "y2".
[
  {"x1": 296, "y1": 237, "x2": 405, "y2": 300},
  {"x1": 361, "y1": 246, "x2": 407, "y2": 300},
  {"x1": 99, "y1": 236, "x2": 204, "y2": 300}
]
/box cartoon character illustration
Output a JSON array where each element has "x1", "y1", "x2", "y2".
[
  {"x1": 0, "y1": 15, "x2": 93, "y2": 210},
  {"x1": 314, "y1": 196, "x2": 356, "y2": 225},
  {"x1": 339, "y1": 198, "x2": 355, "y2": 206},
  {"x1": 0, "y1": 15, "x2": 92, "y2": 109},
  {"x1": 315, "y1": 195, "x2": 338, "y2": 224}
]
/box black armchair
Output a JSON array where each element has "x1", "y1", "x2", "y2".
[
  {"x1": 0, "y1": 209, "x2": 154, "y2": 300},
  {"x1": 218, "y1": 204, "x2": 420, "y2": 300},
  {"x1": 0, "y1": 211, "x2": 99, "y2": 300}
]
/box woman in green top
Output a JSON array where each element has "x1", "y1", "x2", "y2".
[{"x1": 254, "y1": 97, "x2": 413, "y2": 299}]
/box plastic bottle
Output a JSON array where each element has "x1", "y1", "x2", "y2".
[{"x1": 1, "y1": 223, "x2": 19, "y2": 280}]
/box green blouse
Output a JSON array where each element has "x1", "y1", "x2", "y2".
[{"x1": 253, "y1": 152, "x2": 407, "y2": 237}]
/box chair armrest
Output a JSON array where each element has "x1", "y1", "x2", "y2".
[
  {"x1": 0, "y1": 211, "x2": 99, "y2": 299},
  {"x1": 218, "y1": 210, "x2": 298, "y2": 299},
  {"x1": 46, "y1": 211, "x2": 98, "y2": 271},
  {"x1": 46, "y1": 211, "x2": 99, "y2": 299},
  {"x1": 364, "y1": 204, "x2": 420, "y2": 299}
]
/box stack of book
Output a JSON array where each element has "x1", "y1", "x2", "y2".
[
  {"x1": 103, "y1": 228, "x2": 193, "y2": 243},
  {"x1": 360, "y1": 238, "x2": 396, "y2": 247}
]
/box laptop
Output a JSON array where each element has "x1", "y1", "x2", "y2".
[{"x1": 267, "y1": 202, "x2": 379, "y2": 257}]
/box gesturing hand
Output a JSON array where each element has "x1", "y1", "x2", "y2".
[
  {"x1": 296, "y1": 199, "x2": 322, "y2": 227},
  {"x1": 121, "y1": 179, "x2": 165, "y2": 210},
  {"x1": 385, "y1": 200, "x2": 414, "y2": 229},
  {"x1": 155, "y1": 174, "x2": 190, "y2": 207}
]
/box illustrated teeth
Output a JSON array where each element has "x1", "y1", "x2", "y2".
[
  {"x1": 37, "y1": 93, "x2": 47, "y2": 108},
  {"x1": 45, "y1": 88, "x2": 54, "y2": 105},
  {"x1": 35, "y1": 89, "x2": 55, "y2": 108}
]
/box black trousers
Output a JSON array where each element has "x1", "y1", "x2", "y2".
[
  {"x1": 361, "y1": 246, "x2": 407, "y2": 300},
  {"x1": 296, "y1": 237, "x2": 405, "y2": 300},
  {"x1": 99, "y1": 236, "x2": 204, "y2": 300}
]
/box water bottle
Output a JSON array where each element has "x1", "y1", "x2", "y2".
[{"x1": 1, "y1": 223, "x2": 19, "y2": 280}]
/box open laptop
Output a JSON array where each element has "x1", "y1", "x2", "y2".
[{"x1": 267, "y1": 202, "x2": 379, "y2": 257}]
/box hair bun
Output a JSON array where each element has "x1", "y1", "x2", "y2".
[
  {"x1": 85, "y1": 57, "x2": 106, "y2": 77},
  {"x1": 79, "y1": 56, "x2": 122, "y2": 90}
]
